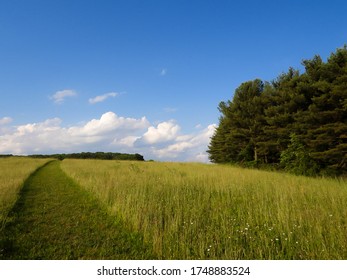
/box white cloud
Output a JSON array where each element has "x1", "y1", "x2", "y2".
[
  {"x1": 0, "y1": 117, "x2": 12, "y2": 125},
  {"x1": 0, "y1": 112, "x2": 149, "y2": 155},
  {"x1": 50, "y1": 89, "x2": 77, "y2": 104},
  {"x1": 160, "y1": 68, "x2": 167, "y2": 76},
  {"x1": 148, "y1": 124, "x2": 216, "y2": 161},
  {"x1": 163, "y1": 107, "x2": 178, "y2": 113},
  {"x1": 0, "y1": 117, "x2": 13, "y2": 135},
  {"x1": 113, "y1": 136, "x2": 139, "y2": 147},
  {"x1": 0, "y1": 118, "x2": 63, "y2": 154},
  {"x1": 0, "y1": 112, "x2": 216, "y2": 162},
  {"x1": 89, "y1": 92, "x2": 118, "y2": 104},
  {"x1": 137, "y1": 121, "x2": 180, "y2": 145},
  {"x1": 68, "y1": 112, "x2": 149, "y2": 137}
]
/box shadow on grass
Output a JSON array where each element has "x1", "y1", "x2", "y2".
[{"x1": 0, "y1": 161, "x2": 156, "y2": 260}]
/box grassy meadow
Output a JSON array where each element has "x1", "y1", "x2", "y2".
[
  {"x1": 0, "y1": 157, "x2": 51, "y2": 230},
  {"x1": 1, "y1": 161, "x2": 154, "y2": 259},
  {"x1": 61, "y1": 159, "x2": 347, "y2": 260}
]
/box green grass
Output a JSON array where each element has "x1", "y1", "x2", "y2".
[
  {"x1": 0, "y1": 161, "x2": 155, "y2": 259},
  {"x1": 61, "y1": 159, "x2": 347, "y2": 259},
  {"x1": 1, "y1": 158, "x2": 346, "y2": 260},
  {"x1": 0, "y1": 157, "x2": 51, "y2": 230}
]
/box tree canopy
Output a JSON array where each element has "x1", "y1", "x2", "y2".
[
  {"x1": 29, "y1": 152, "x2": 145, "y2": 161},
  {"x1": 208, "y1": 46, "x2": 347, "y2": 176}
]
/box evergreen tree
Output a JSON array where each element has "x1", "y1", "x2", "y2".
[
  {"x1": 264, "y1": 68, "x2": 302, "y2": 161},
  {"x1": 280, "y1": 134, "x2": 319, "y2": 176},
  {"x1": 303, "y1": 46, "x2": 347, "y2": 173},
  {"x1": 208, "y1": 45, "x2": 347, "y2": 175},
  {"x1": 208, "y1": 101, "x2": 239, "y2": 163},
  {"x1": 208, "y1": 79, "x2": 267, "y2": 163}
]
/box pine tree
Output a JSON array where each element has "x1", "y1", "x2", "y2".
[
  {"x1": 280, "y1": 134, "x2": 319, "y2": 176},
  {"x1": 303, "y1": 46, "x2": 347, "y2": 173},
  {"x1": 208, "y1": 46, "x2": 347, "y2": 175}
]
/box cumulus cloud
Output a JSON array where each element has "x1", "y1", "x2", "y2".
[
  {"x1": 113, "y1": 136, "x2": 139, "y2": 147},
  {"x1": 0, "y1": 118, "x2": 64, "y2": 154},
  {"x1": 0, "y1": 112, "x2": 215, "y2": 162},
  {"x1": 68, "y1": 112, "x2": 149, "y2": 138},
  {"x1": 148, "y1": 124, "x2": 216, "y2": 161},
  {"x1": 50, "y1": 89, "x2": 77, "y2": 104},
  {"x1": 136, "y1": 121, "x2": 180, "y2": 145},
  {"x1": 89, "y1": 92, "x2": 118, "y2": 104},
  {"x1": 0, "y1": 112, "x2": 149, "y2": 155}
]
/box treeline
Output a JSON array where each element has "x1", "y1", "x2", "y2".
[
  {"x1": 208, "y1": 46, "x2": 347, "y2": 176},
  {"x1": 29, "y1": 152, "x2": 145, "y2": 161}
]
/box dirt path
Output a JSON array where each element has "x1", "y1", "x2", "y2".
[{"x1": 0, "y1": 161, "x2": 154, "y2": 259}]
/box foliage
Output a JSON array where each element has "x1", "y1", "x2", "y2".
[
  {"x1": 208, "y1": 46, "x2": 347, "y2": 175},
  {"x1": 29, "y1": 152, "x2": 145, "y2": 161},
  {"x1": 280, "y1": 134, "x2": 320, "y2": 176}
]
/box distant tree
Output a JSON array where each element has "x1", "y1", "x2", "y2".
[{"x1": 29, "y1": 152, "x2": 145, "y2": 161}]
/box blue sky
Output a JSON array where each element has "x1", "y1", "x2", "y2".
[{"x1": 1, "y1": 0, "x2": 347, "y2": 161}]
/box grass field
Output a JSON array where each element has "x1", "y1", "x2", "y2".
[
  {"x1": 61, "y1": 159, "x2": 347, "y2": 259},
  {"x1": 0, "y1": 157, "x2": 51, "y2": 230},
  {"x1": 1, "y1": 161, "x2": 154, "y2": 259},
  {"x1": 1, "y1": 158, "x2": 346, "y2": 259}
]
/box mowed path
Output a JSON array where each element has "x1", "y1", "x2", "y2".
[{"x1": 1, "y1": 161, "x2": 154, "y2": 259}]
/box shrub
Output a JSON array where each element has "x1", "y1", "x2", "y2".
[{"x1": 280, "y1": 134, "x2": 320, "y2": 176}]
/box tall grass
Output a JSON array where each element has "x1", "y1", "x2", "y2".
[
  {"x1": 2, "y1": 161, "x2": 154, "y2": 259},
  {"x1": 61, "y1": 159, "x2": 347, "y2": 259},
  {"x1": 0, "y1": 157, "x2": 51, "y2": 229}
]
